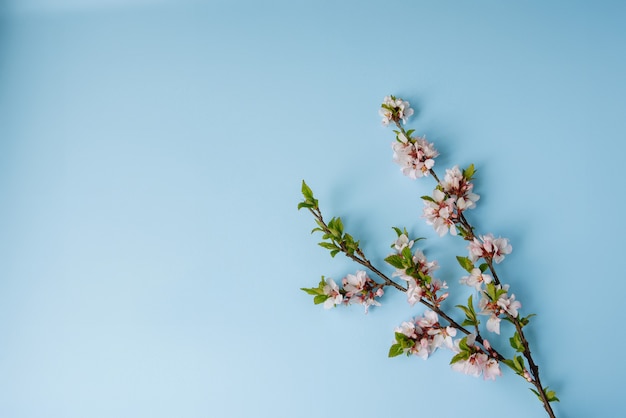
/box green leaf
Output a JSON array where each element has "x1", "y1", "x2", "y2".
[
  {"x1": 450, "y1": 351, "x2": 470, "y2": 364},
  {"x1": 530, "y1": 388, "x2": 541, "y2": 401},
  {"x1": 329, "y1": 249, "x2": 339, "y2": 258},
  {"x1": 401, "y1": 246, "x2": 413, "y2": 262},
  {"x1": 519, "y1": 314, "x2": 536, "y2": 327},
  {"x1": 301, "y1": 287, "x2": 322, "y2": 296},
  {"x1": 456, "y1": 256, "x2": 474, "y2": 273},
  {"x1": 385, "y1": 254, "x2": 406, "y2": 269},
  {"x1": 545, "y1": 387, "x2": 560, "y2": 402},
  {"x1": 457, "y1": 295, "x2": 478, "y2": 326},
  {"x1": 509, "y1": 332, "x2": 525, "y2": 352},
  {"x1": 301, "y1": 180, "x2": 314, "y2": 200},
  {"x1": 392, "y1": 226, "x2": 403, "y2": 237},
  {"x1": 421, "y1": 195, "x2": 436, "y2": 203},
  {"x1": 318, "y1": 242, "x2": 339, "y2": 251},
  {"x1": 463, "y1": 164, "x2": 476, "y2": 180},
  {"x1": 313, "y1": 294, "x2": 329, "y2": 305},
  {"x1": 479, "y1": 263, "x2": 489, "y2": 273},
  {"x1": 388, "y1": 343, "x2": 404, "y2": 358},
  {"x1": 502, "y1": 357, "x2": 525, "y2": 374},
  {"x1": 457, "y1": 336, "x2": 470, "y2": 352}
]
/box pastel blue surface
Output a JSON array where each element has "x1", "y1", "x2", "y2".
[{"x1": 1, "y1": 1, "x2": 625, "y2": 417}]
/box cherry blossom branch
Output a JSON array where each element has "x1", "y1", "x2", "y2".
[
  {"x1": 390, "y1": 107, "x2": 557, "y2": 417},
  {"x1": 299, "y1": 95, "x2": 558, "y2": 418},
  {"x1": 299, "y1": 186, "x2": 503, "y2": 360}
]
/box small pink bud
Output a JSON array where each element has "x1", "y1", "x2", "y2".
[{"x1": 483, "y1": 339, "x2": 491, "y2": 350}]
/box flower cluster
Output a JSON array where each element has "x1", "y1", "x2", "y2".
[
  {"x1": 422, "y1": 165, "x2": 480, "y2": 237},
  {"x1": 391, "y1": 134, "x2": 439, "y2": 179},
  {"x1": 423, "y1": 189, "x2": 458, "y2": 236},
  {"x1": 441, "y1": 165, "x2": 480, "y2": 211},
  {"x1": 389, "y1": 310, "x2": 457, "y2": 359},
  {"x1": 386, "y1": 232, "x2": 448, "y2": 307},
  {"x1": 342, "y1": 270, "x2": 385, "y2": 313},
  {"x1": 468, "y1": 233, "x2": 513, "y2": 264},
  {"x1": 479, "y1": 284, "x2": 522, "y2": 334},
  {"x1": 379, "y1": 95, "x2": 414, "y2": 126},
  {"x1": 302, "y1": 272, "x2": 384, "y2": 314},
  {"x1": 451, "y1": 335, "x2": 502, "y2": 380}
]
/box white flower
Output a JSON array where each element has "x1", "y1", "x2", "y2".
[
  {"x1": 394, "y1": 234, "x2": 414, "y2": 252},
  {"x1": 423, "y1": 189, "x2": 457, "y2": 237},
  {"x1": 391, "y1": 136, "x2": 438, "y2": 179},
  {"x1": 343, "y1": 270, "x2": 368, "y2": 295},
  {"x1": 417, "y1": 309, "x2": 439, "y2": 329},
  {"x1": 497, "y1": 293, "x2": 521, "y2": 318},
  {"x1": 460, "y1": 268, "x2": 493, "y2": 290},
  {"x1": 405, "y1": 278, "x2": 423, "y2": 306},
  {"x1": 441, "y1": 165, "x2": 480, "y2": 211},
  {"x1": 486, "y1": 315, "x2": 501, "y2": 334},
  {"x1": 395, "y1": 321, "x2": 417, "y2": 339},
  {"x1": 451, "y1": 352, "x2": 487, "y2": 377},
  {"x1": 468, "y1": 234, "x2": 512, "y2": 263},
  {"x1": 380, "y1": 95, "x2": 414, "y2": 126},
  {"x1": 482, "y1": 358, "x2": 502, "y2": 380},
  {"x1": 322, "y1": 278, "x2": 343, "y2": 309},
  {"x1": 430, "y1": 326, "x2": 457, "y2": 351}
]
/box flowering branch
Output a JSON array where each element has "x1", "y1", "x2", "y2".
[
  {"x1": 298, "y1": 182, "x2": 504, "y2": 361},
  {"x1": 298, "y1": 96, "x2": 558, "y2": 418},
  {"x1": 389, "y1": 109, "x2": 558, "y2": 417}
]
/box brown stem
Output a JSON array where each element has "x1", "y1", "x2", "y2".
[
  {"x1": 423, "y1": 156, "x2": 554, "y2": 417},
  {"x1": 308, "y1": 205, "x2": 501, "y2": 359},
  {"x1": 512, "y1": 318, "x2": 556, "y2": 418}
]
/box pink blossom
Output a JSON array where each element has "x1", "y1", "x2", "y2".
[
  {"x1": 394, "y1": 310, "x2": 456, "y2": 359},
  {"x1": 322, "y1": 278, "x2": 343, "y2": 309},
  {"x1": 392, "y1": 136, "x2": 438, "y2": 179},
  {"x1": 468, "y1": 233, "x2": 512, "y2": 263},
  {"x1": 479, "y1": 284, "x2": 522, "y2": 333},
  {"x1": 380, "y1": 95, "x2": 414, "y2": 126},
  {"x1": 405, "y1": 278, "x2": 423, "y2": 306},
  {"x1": 451, "y1": 352, "x2": 488, "y2": 377},
  {"x1": 342, "y1": 270, "x2": 384, "y2": 313},
  {"x1": 394, "y1": 234, "x2": 414, "y2": 252},
  {"x1": 441, "y1": 166, "x2": 480, "y2": 211},
  {"x1": 497, "y1": 292, "x2": 521, "y2": 318},
  {"x1": 482, "y1": 358, "x2": 502, "y2": 380},
  {"x1": 460, "y1": 268, "x2": 493, "y2": 290},
  {"x1": 423, "y1": 189, "x2": 457, "y2": 236}
]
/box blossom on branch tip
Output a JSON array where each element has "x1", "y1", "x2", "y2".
[
  {"x1": 394, "y1": 233, "x2": 414, "y2": 252},
  {"x1": 380, "y1": 95, "x2": 414, "y2": 126},
  {"x1": 322, "y1": 278, "x2": 343, "y2": 309}
]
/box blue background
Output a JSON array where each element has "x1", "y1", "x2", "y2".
[{"x1": 1, "y1": 1, "x2": 625, "y2": 417}]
